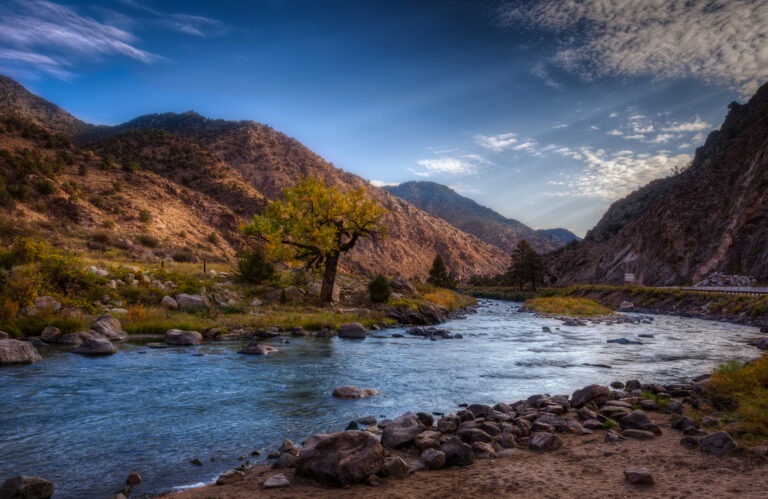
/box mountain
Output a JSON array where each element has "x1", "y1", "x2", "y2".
[
  {"x1": 383, "y1": 181, "x2": 565, "y2": 254},
  {"x1": 537, "y1": 228, "x2": 580, "y2": 245},
  {"x1": 551, "y1": 82, "x2": 768, "y2": 285},
  {"x1": 0, "y1": 76, "x2": 509, "y2": 279}
]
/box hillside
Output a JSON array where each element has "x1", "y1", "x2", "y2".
[
  {"x1": 551, "y1": 82, "x2": 768, "y2": 285},
  {"x1": 0, "y1": 76, "x2": 509, "y2": 279},
  {"x1": 537, "y1": 228, "x2": 580, "y2": 245},
  {"x1": 383, "y1": 181, "x2": 566, "y2": 254}
]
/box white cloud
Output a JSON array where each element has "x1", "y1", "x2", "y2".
[
  {"x1": 474, "y1": 132, "x2": 517, "y2": 151},
  {"x1": 608, "y1": 112, "x2": 619, "y2": 118},
  {"x1": 370, "y1": 180, "x2": 397, "y2": 187},
  {"x1": 606, "y1": 129, "x2": 623, "y2": 136},
  {"x1": 661, "y1": 117, "x2": 712, "y2": 132},
  {"x1": 623, "y1": 134, "x2": 645, "y2": 140},
  {"x1": 531, "y1": 62, "x2": 562, "y2": 90},
  {"x1": 552, "y1": 123, "x2": 568, "y2": 129},
  {"x1": 692, "y1": 132, "x2": 706, "y2": 142},
  {"x1": 415, "y1": 155, "x2": 488, "y2": 176},
  {"x1": 649, "y1": 133, "x2": 675, "y2": 144},
  {"x1": 679, "y1": 143, "x2": 690, "y2": 149},
  {"x1": 499, "y1": 0, "x2": 768, "y2": 94},
  {"x1": 589, "y1": 125, "x2": 599, "y2": 130},
  {"x1": 633, "y1": 124, "x2": 655, "y2": 134},
  {"x1": 513, "y1": 141, "x2": 537, "y2": 152}
]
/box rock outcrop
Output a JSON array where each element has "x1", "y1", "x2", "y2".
[{"x1": 0, "y1": 339, "x2": 42, "y2": 365}]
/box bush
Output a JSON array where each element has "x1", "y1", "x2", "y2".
[
  {"x1": 709, "y1": 356, "x2": 768, "y2": 437},
  {"x1": 368, "y1": 273, "x2": 390, "y2": 303},
  {"x1": 36, "y1": 179, "x2": 56, "y2": 195},
  {"x1": 137, "y1": 234, "x2": 159, "y2": 248},
  {"x1": 5, "y1": 266, "x2": 43, "y2": 305},
  {"x1": 138, "y1": 209, "x2": 152, "y2": 224},
  {"x1": 207, "y1": 232, "x2": 220, "y2": 245},
  {"x1": 236, "y1": 248, "x2": 274, "y2": 284},
  {"x1": 522, "y1": 296, "x2": 614, "y2": 317}
]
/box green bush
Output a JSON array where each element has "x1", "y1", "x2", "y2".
[
  {"x1": 138, "y1": 209, "x2": 153, "y2": 224},
  {"x1": 137, "y1": 234, "x2": 159, "y2": 248},
  {"x1": 236, "y1": 248, "x2": 274, "y2": 284},
  {"x1": 368, "y1": 273, "x2": 391, "y2": 303}
]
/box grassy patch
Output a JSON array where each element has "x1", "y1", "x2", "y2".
[
  {"x1": 464, "y1": 286, "x2": 533, "y2": 302},
  {"x1": 708, "y1": 356, "x2": 768, "y2": 439},
  {"x1": 522, "y1": 296, "x2": 614, "y2": 317},
  {"x1": 420, "y1": 285, "x2": 476, "y2": 311}
]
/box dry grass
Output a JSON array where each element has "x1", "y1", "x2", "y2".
[
  {"x1": 522, "y1": 296, "x2": 614, "y2": 317},
  {"x1": 709, "y1": 355, "x2": 768, "y2": 439},
  {"x1": 419, "y1": 285, "x2": 477, "y2": 311}
]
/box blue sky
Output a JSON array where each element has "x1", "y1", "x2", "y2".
[{"x1": 2, "y1": 0, "x2": 767, "y2": 236}]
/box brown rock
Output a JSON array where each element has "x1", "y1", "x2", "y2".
[
  {"x1": 381, "y1": 456, "x2": 409, "y2": 479},
  {"x1": 420, "y1": 448, "x2": 446, "y2": 470},
  {"x1": 296, "y1": 431, "x2": 384, "y2": 486},
  {"x1": 239, "y1": 343, "x2": 277, "y2": 355},
  {"x1": 0, "y1": 475, "x2": 54, "y2": 499},
  {"x1": 624, "y1": 467, "x2": 654, "y2": 485},
  {"x1": 0, "y1": 339, "x2": 42, "y2": 365},
  {"x1": 381, "y1": 413, "x2": 426, "y2": 448},
  {"x1": 164, "y1": 329, "x2": 203, "y2": 346},
  {"x1": 528, "y1": 432, "x2": 563, "y2": 452},
  {"x1": 571, "y1": 384, "x2": 611, "y2": 408}
]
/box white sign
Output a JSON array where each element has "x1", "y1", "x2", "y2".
[{"x1": 624, "y1": 273, "x2": 635, "y2": 284}]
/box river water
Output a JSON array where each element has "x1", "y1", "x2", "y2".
[{"x1": 0, "y1": 300, "x2": 761, "y2": 498}]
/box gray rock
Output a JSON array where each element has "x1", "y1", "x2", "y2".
[
  {"x1": 296, "y1": 431, "x2": 384, "y2": 486},
  {"x1": 71, "y1": 337, "x2": 117, "y2": 355},
  {"x1": 571, "y1": 384, "x2": 611, "y2": 408},
  {"x1": 624, "y1": 467, "x2": 654, "y2": 485},
  {"x1": 33, "y1": 296, "x2": 62, "y2": 313},
  {"x1": 160, "y1": 295, "x2": 178, "y2": 310},
  {"x1": 272, "y1": 453, "x2": 297, "y2": 469},
  {"x1": 528, "y1": 432, "x2": 562, "y2": 451},
  {"x1": 0, "y1": 339, "x2": 42, "y2": 365},
  {"x1": 216, "y1": 469, "x2": 244, "y2": 485},
  {"x1": 440, "y1": 435, "x2": 473, "y2": 467},
  {"x1": 620, "y1": 410, "x2": 661, "y2": 434},
  {"x1": 262, "y1": 473, "x2": 290, "y2": 489},
  {"x1": 420, "y1": 448, "x2": 446, "y2": 469},
  {"x1": 0, "y1": 332, "x2": 7, "y2": 340},
  {"x1": 239, "y1": 343, "x2": 278, "y2": 355},
  {"x1": 699, "y1": 431, "x2": 737, "y2": 455},
  {"x1": 437, "y1": 415, "x2": 460, "y2": 433},
  {"x1": 40, "y1": 326, "x2": 61, "y2": 344},
  {"x1": 164, "y1": 329, "x2": 203, "y2": 346},
  {"x1": 90, "y1": 315, "x2": 127, "y2": 340},
  {"x1": 338, "y1": 323, "x2": 367, "y2": 339},
  {"x1": 0, "y1": 475, "x2": 54, "y2": 498},
  {"x1": 381, "y1": 456, "x2": 409, "y2": 478},
  {"x1": 174, "y1": 293, "x2": 211, "y2": 310},
  {"x1": 382, "y1": 412, "x2": 426, "y2": 448},
  {"x1": 622, "y1": 429, "x2": 656, "y2": 440}
]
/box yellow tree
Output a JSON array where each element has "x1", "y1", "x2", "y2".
[{"x1": 242, "y1": 177, "x2": 387, "y2": 303}]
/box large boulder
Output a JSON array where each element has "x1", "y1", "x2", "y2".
[
  {"x1": 71, "y1": 337, "x2": 117, "y2": 355},
  {"x1": 239, "y1": 343, "x2": 278, "y2": 355},
  {"x1": 620, "y1": 410, "x2": 660, "y2": 434},
  {"x1": 174, "y1": 293, "x2": 211, "y2": 310},
  {"x1": 160, "y1": 295, "x2": 178, "y2": 310},
  {"x1": 40, "y1": 327, "x2": 61, "y2": 344},
  {"x1": 0, "y1": 475, "x2": 54, "y2": 498},
  {"x1": 571, "y1": 384, "x2": 611, "y2": 408},
  {"x1": 296, "y1": 431, "x2": 383, "y2": 486},
  {"x1": 381, "y1": 412, "x2": 426, "y2": 448},
  {"x1": 390, "y1": 277, "x2": 417, "y2": 295},
  {"x1": 381, "y1": 456, "x2": 409, "y2": 479},
  {"x1": 33, "y1": 296, "x2": 62, "y2": 314},
  {"x1": 439, "y1": 436, "x2": 473, "y2": 467},
  {"x1": 420, "y1": 448, "x2": 446, "y2": 469},
  {"x1": 0, "y1": 339, "x2": 41, "y2": 365},
  {"x1": 164, "y1": 329, "x2": 203, "y2": 346},
  {"x1": 338, "y1": 323, "x2": 367, "y2": 339},
  {"x1": 90, "y1": 315, "x2": 127, "y2": 341},
  {"x1": 528, "y1": 432, "x2": 563, "y2": 452},
  {"x1": 57, "y1": 331, "x2": 92, "y2": 346},
  {"x1": 699, "y1": 431, "x2": 737, "y2": 455},
  {"x1": 534, "y1": 413, "x2": 569, "y2": 433}
]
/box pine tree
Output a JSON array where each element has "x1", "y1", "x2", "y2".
[
  {"x1": 506, "y1": 240, "x2": 545, "y2": 291},
  {"x1": 427, "y1": 254, "x2": 456, "y2": 289}
]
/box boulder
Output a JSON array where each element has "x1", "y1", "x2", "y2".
[
  {"x1": 280, "y1": 439, "x2": 298, "y2": 456},
  {"x1": 534, "y1": 413, "x2": 569, "y2": 433},
  {"x1": 90, "y1": 315, "x2": 127, "y2": 340},
  {"x1": 216, "y1": 469, "x2": 244, "y2": 485},
  {"x1": 437, "y1": 415, "x2": 460, "y2": 433},
  {"x1": 571, "y1": 384, "x2": 611, "y2": 408},
  {"x1": 332, "y1": 386, "x2": 360, "y2": 398},
  {"x1": 381, "y1": 412, "x2": 426, "y2": 448},
  {"x1": 0, "y1": 475, "x2": 54, "y2": 499},
  {"x1": 458, "y1": 428, "x2": 493, "y2": 444},
  {"x1": 272, "y1": 453, "x2": 298, "y2": 469},
  {"x1": 624, "y1": 467, "x2": 654, "y2": 485},
  {"x1": 528, "y1": 432, "x2": 563, "y2": 452},
  {"x1": 33, "y1": 296, "x2": 62, "y2": 313},
  {"x1": 71, "y1": 337, "x2": 116, "y2": 355},
  {"x1": 164, "y1": 329, "x2": 203, "y2": 346},
  {"x1": 160, "y1": 295, "x2": 178, "y2": 310},
  {"x1": 381, "y1": 456, "x2": 409, "y2": 479},
  {"x1": 57, "y1": 331, "x2": 91, "y2": 346},
  {"x1": 0, "y1": 339, "x2": 42, "y2": 365},
  {"x1": 622, "y1": 429, "x2": 656, "y2": 440},
  {"x1": 296, "y1": 431, "x2": 384, "y2": 487},
  {"x1": 239, "y1": 343, "x2": 278, "y2": 355},
  {"x1": 40, "y1": 326, "x2": 61, "y2": 344},
  {"x1": 262, "y1": 473, "x2": 290, "y2": 489},
  {"x1": 0, "y1": 332, "x2": 7, "y2": 340},
  {"x1": 440, "y1": 436, "x2": 473, "y2": 467},
  {"x1": 620, "y1": 410, "x2": 661, "y2": 434},
  {"x1": 390, "y1": 277, "x2": 417, "y2": 295},
  {"x1": 338, "y1": 323, "x2": 367, "y2": 339},
  {"x1": 671, "y1": 416, "x2": 698, "y2": 432},
  {"x1": 174, "y1": 293, "x2": 211, "y2": 310},
  {"x1": 699, "y1": 431, "x2": 737, "y2": 455},
  {"x1": 414, "y1": 431, "x2": 442, "y2": 450},
  {"x1": 420, "y1": 448, "x2": 446, "y2": 469}
]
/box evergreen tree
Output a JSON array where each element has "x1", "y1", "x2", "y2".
[
  {"x1": 427, "y1": 254, "x2": 457, "y2": 289},
  {"x1": 506, "y1": 240, "x2": 545, "y2": 291}
]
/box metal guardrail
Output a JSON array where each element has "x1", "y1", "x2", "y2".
[{"x1": 677, "y1": 286, "x2": 768, "y2": 296}]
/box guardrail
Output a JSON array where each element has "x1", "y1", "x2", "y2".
[{"x1": 677, "y1": 286, "x2": 768, "y2": 296}]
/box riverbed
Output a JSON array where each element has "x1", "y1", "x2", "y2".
[{"x1": 0, "y1": 300, "x2": 761, "y2": 498}]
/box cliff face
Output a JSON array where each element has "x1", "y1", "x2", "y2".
[
  {"x1": 384, "y1": 181, "x2": 564, "y2": 254},
  {"x1": 0, "y1": 77, "x2": 509, "y2": 279},
  {"x1": 552, "y1": 82, "x2": 768, "y2": 285}
]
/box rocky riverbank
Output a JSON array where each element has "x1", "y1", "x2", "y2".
[{"x1": 166, "y1": 372, "x2": 768, "y2": 499}]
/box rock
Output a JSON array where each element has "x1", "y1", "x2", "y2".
[
  {"x1": 90, "y1": 315, "x2": 127, "y2": 340},
  {"x1": 671, "y1": 416, "x2": 698, "y2": 432},
  {"x1": 610, "y1": 381, "x2": 625, "y2": 389},
  {"x1": 34, "y1": 296, "x2": 62, "y2": 313},
  {"x1": 605, "y1": 430, "x2": 625, "y2": 442},
  {"x1": 680, "y1": 436, "x2": 700, "y2": 449},
  {"x1": 382, "y1": 412, "x2": 426, "y2": 448},
  {"x1": 534, "y1": 413, "x2": 569, "y2": 433},
  {"x1": 620, "y1": 410, "x2": 660, "y2": 434},
  {"x1": 40, "y1": 326, "x2": 61, "y2": 344},
  {"x1": 280, "y1": 439, "x2": 298, "y2": 456},
  {"x1": 639, "y1": 399, "x2": 659, "y2": 411},
  {"x1": 607, "y1": 337, "x2": 643, "y2": 345},
  {"x1": 420, "y1": 448, "x2": 446, "y2": 469},
  {"x1": 571, "y1": 384, "x2": 611, "y2": 408},
  {"x1": 619, "y1": 301, "x2": 634, "y2": 310},
  {"x1": 622, "y1": 429, "x2": 656, "y2": 440},
  {"x1": 57, "y1": 331, "x2": 91, "y2": 346},
  {"x1": 625, "y1": 380, "x2": 641, "y2": 391},
  {"x1": 345, "y1": 421, "x2": 359, "y2": 431},
  {"x1": 390, "y1": 277, "x2": 417, "y2": 295},
  {"x1": 295, "y1": 431, "x2": 384, "y2": 486},
  {"x1": 381, "y1": 456, "x2": 409, "y2": 479},
  {"x1": 174, "y1": 293, "x2": 211, "y2": 310},
  {"x1": 624, "y1": 467, "x2": 654, "y2": 485},
  {"x1": 126, "y1": 472, "x2": 141, "y2": 485},
  {"x1": 146, "y1": 342, "x2": 167, "y2": 349},
  {"x1": 332, "y1": 386, "x2": 360, "y2": 398},
  {"x1": 71, "y1": 337, "x2": 116, "y2": 355},
  {"x1": 0, "y1": 339, "x2": 42, "y2": 365},
  {"x1": 472, "y1": 441, "x2": 495, "y2": 458},
  {"x1": 87, "y1": 265, "x2": 109, "y2": 277},
  {"x1": 357, "y1": 416, "x2": 377, "y2": 426},
  {"x1": 251, "y1": 298, "x2": 263, "y2": 307},
  {"x1": 272, "y1": 453, "x2": 298, "y2": 469},
  {"x1": 414, "y1": 431, "x2": 442, "y2": 450},
  {"x1": 0, "y1": 475, "x2": 54, "y2": 499},
  {"x1": 160, "y1": 295, "x2": 178, "y2": 310},
  {"x1": 0, "y1": 332, "x2": 7, "y2": 340},
  {"x1": 437, "y1": 415, "x2": 459, "y2": 433},
  {"x1": 239, "y1": 342, "x2": 278, "y2": 355},
  {"x1": 338, "y1": 323, "x2": 367, "y2": 339},
  {"x1": 528, "y1": 432, "x2": 562, "y2": 451},
  {"x1": 699, "y1": 431, "x2": 737, "y2": 455},
  {"x1": 440, "y1": 435, "x2": 473, "y2": 467},
  {"x1": 582, "y1": 419, "x2": 603, "y2": 430},
  {"x1": 164, "y1": 329, "x2": 203, "y2": 346},
  {"x1": 262, "y1": 473, "x2": 290, "y2": 489},
  {"x1": 216, "y1": 469, "x2": 244, "y2": 485},
  {"x1": 292, "y1": 327, "x2": 309, "y2": 337},
  {"x1": 458, "y1": 428, "x2": 493, "y2": 444}
]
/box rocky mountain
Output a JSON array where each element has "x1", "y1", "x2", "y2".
[
  {"x1": 0, "y1": 76, "x2": 509, "y2": 279},
  {"x1": 551, "y1": 82, "x2": 768, "y2": 285},
  {"x1": 383, "y1": 181, "x2": 567, "y2": 254},
  {"x1": 537, "y1": 228, "x2": 580, "y2": 245}
]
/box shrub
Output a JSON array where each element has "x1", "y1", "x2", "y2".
[
  {"x1": 368, "y1": 273, "x2": 391, "y2": 303},
  {"x1": 207, "y1": 232, "x2": 220, "y2": 245},
  {"x1": 137, "y1": 234, "x2": 159, "y2": 248},
  {"x1": 78, "y1": 164, "x2": 88, "y2": 176},
  {"x1": 522, "y1": 296, "x2": 614, "y2": 317},
  {"x1": 5, "y1": 266, "x2": 43, "y2": 305},
  {"x1": 0, "y1": 298, "x2": 19, "y2": 321},
  {"x1": 123, "y1": 161, "x2": 138, "y2": 173},
  {"x1": 112, "y1": 180, "x2": 123, "y2": 192},
  {"x1": 0, "y1": 237, "x2": 47, "y2": 269},
  {"x1": 709, "y1": 356, "x2": 768, "y2": 437},
  {"x1": 138, "y1": 209, "x2": 152, "y2": 224},
  {"x1": 236, "y1": 248, "x2": 274, "y2": 284},
  {"x1": 36, "y1": 179, "x2": 56, "y2": 195}
]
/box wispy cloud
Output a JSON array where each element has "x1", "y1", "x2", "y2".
[
  {"x1": 661, "y1": 117, "x2": 712, "y2": 133},
  {"x1": 498, "y1": 0, "x2": 768, "y2": 94},
  {"x1": 370, "y1": 180, "x2": 398, "y2": 187},
  {"x1": 415, "y1": 154, "x2": 488, "y2": 176},
  {"x1": 531, "y1": 62, "x2": 562, "y2": 90},
  {"x1": 474, "y1": 132, "x2": 518, "y2": 151},
  {"x1": 606, "y1": 129, "x2": 623, "y2": 136}
]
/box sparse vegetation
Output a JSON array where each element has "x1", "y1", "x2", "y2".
[
  {"x1": 236, "y1": 247, "x2": 274, "y2": 284},
  {"x1": 138, "y1": 209, "x2": 153, "y2": 224},
  {"x1": 709, "y1": 356, "x2": 768, "y2": 439},
  {"x1": 136, "y1": 234, "x2": 159, "y2": 248},
  {"x1": 523, "y1": 296, "x2": 614, "y2": 317}
]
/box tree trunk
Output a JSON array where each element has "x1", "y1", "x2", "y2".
[{"x1": 320, "y1": 253, "x2": 339, "y2": 304}]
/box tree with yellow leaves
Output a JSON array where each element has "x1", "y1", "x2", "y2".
[{"x1": 242, "y1": 177, "x2": 387, "y2": 303}]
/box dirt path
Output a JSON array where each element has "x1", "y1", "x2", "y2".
[{"x1": 170, "y1": 415, "x2": 768, "y2": 499}]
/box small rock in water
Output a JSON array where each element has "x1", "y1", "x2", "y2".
[
  {"x1": 263, "y1": 473, "x2": 290, "y2": 489},
  {"x1": 190, "y1": 458, "x2": 203, "y2": 466},
  {"x1": 607, "y1": 338, "x2": 643, "y2": 345},
  {"x1": 345, "y1": 421, "x2": 360, "y2": 431},
  {"x1": 638, "y1": 334, "x2": 654, "y2": 338},
  {"x1": 357, "y1": 416, "x2": 377, "y2": 426},
  {"x1": 251, "y1": 449, "x2": 263, "y2": 456},
  {"x1": 216, "y1": 469, "x2": 244, "y2": 485},
  {"x1": 126, "y1": 472, "x2": 141, "y2": 485},
  {"x1": 624, "y1": 467, "x2": 654, "y2": 485}
]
